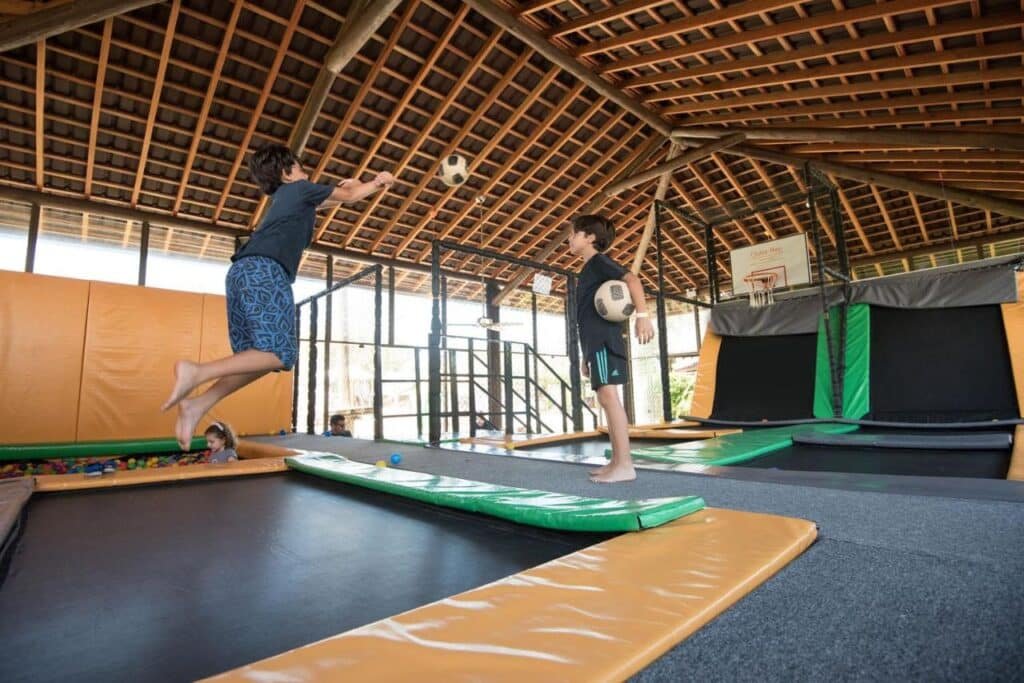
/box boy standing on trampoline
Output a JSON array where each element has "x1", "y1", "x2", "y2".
[
  {"x1": 162, "y1": 144, "x2": 393, "y2": 449},
  {"x1": 568, "y1": 214, "x2": 655, "y2": 483}
]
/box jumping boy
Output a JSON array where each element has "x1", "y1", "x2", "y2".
[
  {"x1": 161, "y1": 144, "x2": 394, "y2": 448},
  {"x1": 567, "y1": 214, "x2": 654, "y2": 483}
]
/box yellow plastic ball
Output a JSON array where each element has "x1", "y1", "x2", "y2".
[{"x1": 374, "y1": 460, "x2": 387, "y2": 468}]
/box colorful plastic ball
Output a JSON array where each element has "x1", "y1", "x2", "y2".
[
  {"x1": 279, "y1": 429, "x2": 287, "y2": 436},
  {"x1": 390, "y1": 454, "x2": 402, "y2": 465},
  {"x1": 374, "y1": 460, "x2": 387, "y2": 468}
]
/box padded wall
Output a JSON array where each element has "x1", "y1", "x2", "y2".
[
  {"x1": 711, "y1": 333, "x2": 818, "y2": 421},
  {"x1": 689, "y1": 329, "x2": 721, "y2": 419},
  {"x1": 77, "y1": 282, "x2": 205, "y2": 441},
  {"x1": 0, "y1": 272, "x2": 292, "y2": 445},
  {"x1": 201, "y1": 294, "x2": 293, "y2": 436},
  {"x1": 0, "y1": 271, "x2": 90, "y2": 443},
  {"x1": 870, "y1": 305, "x2": 1018, "y2": 422}
]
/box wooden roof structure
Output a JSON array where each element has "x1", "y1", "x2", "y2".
[{"x1": 0, "y1": 0, "x2": 1022, "y2": 305}]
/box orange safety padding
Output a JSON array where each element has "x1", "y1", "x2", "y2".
[
  {"x1": 77, "y1": 282, "x2": 205, "y2": 441},
  {"x1": 205, "y1": 507, "x2": 816, "y2": 683},
  {"x1": 200, "y1": 294, "x2": 293, "y2": 437},
  {"x1": 0, "y1": 271, "x2": 90, "y2": 444},
  {"x1": 510, "y1": 430, "x2": 603, "y2": 448},
  {"x1": 33, "y1": 457, "x2": 288, "y2": 492},
  {"x1": 235, "y1": 439, "x2": 297, "y2": 459},
  {"x1": 1008, "y1": 425, "x2": 1024, "y2": 481},
  {"x1": 1001, "y1": 272, "x2": 1024, "y2": 417},
  {"x1": 597, "y1": 419, "x2": 701, "y2": 433},
  {"x1": 689, "y1": 329, "x2": 722, "y2": 419}
]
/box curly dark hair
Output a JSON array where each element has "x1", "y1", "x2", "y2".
[
  {"x1": 204, "y1": 421, "x2": 237, "y2": 449},
  {"x1": 248, "y1": 144, "x2": 298, "y2": 195},
  {"x1": 572, "y1": 214, "x2": 615, "y2": 251}
]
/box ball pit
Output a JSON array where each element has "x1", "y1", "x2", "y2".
[{"x1": 0, "y1": 449, "x2": 216, "y2": 479}]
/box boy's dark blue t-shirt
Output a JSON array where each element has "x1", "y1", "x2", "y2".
[
  {"x1": 576, "y1": 252, "x2": 628, "y2": 357},
  {"x1": 232, "y1": 180, "x2": 334, "y2": 282}
]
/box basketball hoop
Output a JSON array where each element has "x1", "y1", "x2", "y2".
[{"x1": 743, "y1": 273, "x2": 777, "y2": 308}]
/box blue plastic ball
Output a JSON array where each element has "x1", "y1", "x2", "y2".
[
  {"x1": 390, "y1": 453, "x2": 402, "y2": 465},
  {"x1": 279, "y1": 429, "x2": 287, "y2": 436}
]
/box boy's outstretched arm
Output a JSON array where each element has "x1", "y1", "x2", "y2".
[
  {"x1": 622, "y1": 272, "x2": 655, "y2": 344},
  {"x1": 321, "y1": 171, "x2": 395, "y2": 207}
]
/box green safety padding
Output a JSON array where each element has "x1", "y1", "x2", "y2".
[
  {"x1": 813, "y1": 310, "x2": 842, "y2": 419},
  {"x1": 620, "y1": 423, "x2": 859, "y2": 466},
  {"x1": 813, "y1": 304, "x2": 871, "y2": 419},
  {"x1": 286, "y1": 453, "x2": 705, "y2": 532},
  {"x1": 0, "y1": 437, "x2": 208, "y2": 462},
  {"x1": 842, "y1": 304, "x2": 871, "y2": 419}
]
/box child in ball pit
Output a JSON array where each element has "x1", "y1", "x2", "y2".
[{"x1": 204, "y1": 422, "x2": 239, "y2": 464}]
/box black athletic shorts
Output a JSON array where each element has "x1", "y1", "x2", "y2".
[{"x1": 586, "y1": 345, "x2": 628, "y2": 391}]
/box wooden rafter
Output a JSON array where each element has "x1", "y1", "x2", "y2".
[
  {"x1": 83, "y1": 17, "x2": 111, "y2": 198},
  {"x1": 33, "y1": 38, "x2": 44, "y2": 190},
  {"x1": 0, "y1": 0, "x2": 161, "y2": 52},
  {"x1": 130, "y1": 0, "x2": 180, "y2": 207},
  {"x1": 211, "y1": 0, "x2": 307, "y2": 223},
  {"x1": 172, "y1": 0, "x2": 242, "y2": 215}
]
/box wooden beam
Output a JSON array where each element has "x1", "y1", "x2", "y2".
[
  {"x1": 460, "y1": 0, "x2": 671, "y2": 136},
  {"x1": 646, "y1": 43, "x2": 1024, "y2": 103},
  {"x1": 674, "y1": 125, "x2": 1024, "y2": 152},
  {"x1": 852, "y1": 225, "x2": 1024, "y2": 268},
  {"x1": 605, "y1": 134, "x2": 745, "y2": 197},
  {"x1": 488, "y1": 125, "x2": 659, "y2": 305},
  {"x1": 212, "y1": 0, "x2": 306, "y2": 223},
  {"x1": 288, "y1": 0, "x2": 402, "y2": 156},
  {"x1": 573, "y1": 0, "x2": 796, "y2": 58},
  {"x1": 631, "y1": 143, "x2": 681, "y2": 275},
  {"x1": 84, "y1": 17, "x2": 112, "y2": 197},
  {"x1": 130, "y1": 0, "x2": 179, "y2": 206},
  {"x1": 661, "y1": 67, "x2": 1024, "y2": 116},
  {"x1": 680, "y1": 139, "x2": 1024, "y2": 220},
  {"x1": 620, "y1": 13, "x2": 1019, "y2": 90},
  {"x1": 0, "y1": 0, "x2": 162, "y2": 52},
  {"x1": 172, "y1": 0, "x2": 242, "y2": 215},
  {"x1": 34, "y1": 38, "x2": 44, "y2": 190},
  {"x1": 599, "y1": 0, "x2": 966, "y2": 74}
]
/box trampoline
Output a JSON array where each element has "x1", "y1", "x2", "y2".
[{"x1": 0, "y1": 470, "x2": 610, "y2": 682}]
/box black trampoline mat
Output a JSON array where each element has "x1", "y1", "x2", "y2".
[
  {"x1": 738, "y1": 443, "x2": 1010, "y2": 479},
  {"x1": 0, "y1": 474, "x2": 608, "y2": 683}
]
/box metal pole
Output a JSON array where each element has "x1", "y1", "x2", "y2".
[
  {"x1": 523, "y1": 346, "x2": 532, "y2": 434},
  {"x1": 373, "y1": 266, "x2": 383, "y2": 440},
  {"x1": 704, "y1": 220, "x2": 719, "y2": 304},
  {"x1": 414, "y1": 350, "x2": 423, "y2": 437},
  {"x1": 566, "y1": 275, "x2": 583, "y2": 431},
  {"x1": 531, "y1": 292, "x2": 540, "y2": 427},
  {"x1": 428, "y1": 241, "x2": 442, "y2": 444},
  {"x1": 137, "y1": 220, "x2": 149, "y2": 286},
  {"x1": 503, "y1": 341, "x2": 514, "y2": 436},
  {"x1": 468, "y1": 338, "x2": 477, "y2": 437},
  {"x1": 656, "y1": 204, "x2": 672, "y2": 422},
  {"x1": 806, "y1": 164, "x2": 840, "y2": 417},
  {"x1": 323, "y1": 257, "x2": 333, "y2": 433},
  {"x1": 387, "y1": 264, "x2": 395, "y2": 346},
  {"x1": 25, "y1": 203, "x2": 40, "y2": 272},
  {"x1": 307, "y1": 298, "x2": 318, "y2": 435},
  {"x1": 448, "y1": 348, "x2": 460, "y2": 435}
]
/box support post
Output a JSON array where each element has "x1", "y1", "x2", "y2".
[
  {"x1": 656, "y1": 204, "x2": 673, "y2": 422},
  {"x1": 373, "y1": 265, "x2": 383, "y2": 440},
  {"x1": 137, "y1": 220, "x2": 149, "y2": 286},
  {"x1": 25, "y1": 202, "x2": 40, "y2": 272},
  {"x1": 448, "y1": 348, "x2": 460, "y2": 436},
  {"x1": 485, "y1": 281, "x2": 503, "y2": 430},
  {"x1": 428, "y1": 241, "x2": 442, "y2": 444},
  {"x1": 306, "y1": 298, "x2": 318, "y2": 435},
  {"x1": 387, "y1": 264, "x2": 395, "y2": 346},
  {"x1": 468, "y1": 338, "x2": 477, "y2": 437},
  {"x1": 323, "y1": 257, "x2": 333, "y2": 433},
  {"x1": 566, "y1": 275, "x2": 583, "y2": 431},
  {"x1": 503, "y1": 341, "x2": 514, "y2": 436}
]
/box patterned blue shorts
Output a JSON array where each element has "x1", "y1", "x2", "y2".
[{"x1": 226, "y1": 256, "x2": 297, "y2": 371}]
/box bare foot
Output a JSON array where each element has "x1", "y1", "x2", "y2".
[
  {"x1": 589, "y1": 463, "x2": 612, "y2": 476},
  {"x1": 590, "y1": 466, "x2": 636, "y2": 484},
  {"x1": 175, "y1": 398, "x2": 205, "y2": 450},
  {"x1": 162, "y1": 360, "x2": 200, "y2": 411}
]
